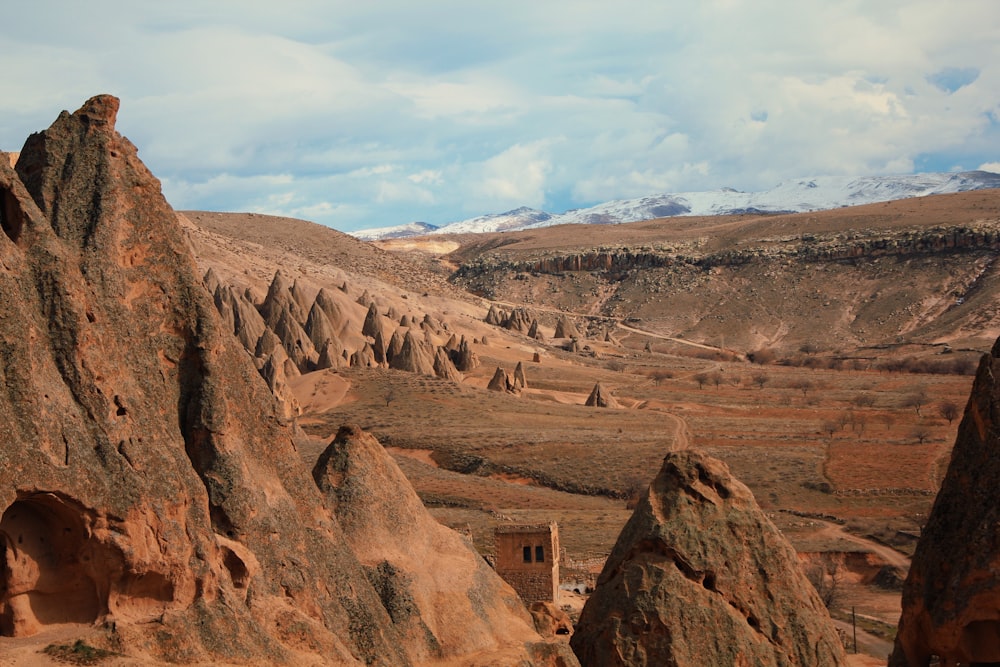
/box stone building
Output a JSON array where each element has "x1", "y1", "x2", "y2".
[{"x1": 494, "y1": 523, "x2": 560, "y2": 603}]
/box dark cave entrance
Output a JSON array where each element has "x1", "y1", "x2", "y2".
[{"x1": 0, "y1": 493, "x2": 100, "y2": 636}]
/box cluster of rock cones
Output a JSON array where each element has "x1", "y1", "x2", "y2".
[
  {"x1": 205, "y1": 266, "x2": 479, "y2": 419},
  {"x1": 2, "y1": 95, "x2": 998, "y2": 667}
]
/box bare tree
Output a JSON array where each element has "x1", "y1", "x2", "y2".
[
  {"x1": 650, "y1": 369, "x2": 673, "y2": 386},
  {"x1": 710, "y1": 371, "x2": 724, "y2": 389},
  {"x1": 822, "y1": 421, "x2": 839, "y2": 439},
  {"x1": 804, "y1": 557, "x2": 843, "y2": 609},
  {"x1": 384, "y1": 389, "x2": 397, "y2": 407},
  {"x1": 693, "y1": 372, "x2": 709, "y2": 389},
  {"x1": 911, "y1": 425, "x2": 932, "y2": 445},
  {"x1": 938, "y1": 400, "x2": 961, "y2": 425},
  {"x1": 902, "y1": 387, "x2": 929, "y2": 416},
  {"x1": 752, "y1": 372, "x2": 770, "y2": 390}
]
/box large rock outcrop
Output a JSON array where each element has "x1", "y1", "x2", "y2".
[
  {"x1": 313, "y1": 425, "x2": 577, "y2": 666},
  {"x1": 890, "y1": 339, "x2": 1000, "y2": 666},
  {"x1": 570, "y1": 451, "x2": 845, "y2": 667},
  {"x1": 0, "y1": 96, "x2": 569, "y2": 665}
]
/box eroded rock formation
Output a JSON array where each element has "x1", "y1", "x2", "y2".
[
  {"x1": 584, "y1": 383, "x2": 618, "y2": 408},
  {"x1": 312, "y1": 425, "x2": 574, "y2": 665},
  {"x1": 0, "y1": 96, "x2": 571, "y2": 665},
  {"x1": 890, "y1": 340, "x2": 1000, "y2": 666},
  {"x1": 570, "y1": 451, "x2": 845, "y2": 667}
]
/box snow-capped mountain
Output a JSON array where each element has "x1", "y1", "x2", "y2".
[
  {"x1": 428, "y1": 206, "x2": 553, "y2": 235},
  {"x1": 350, "y1": 221, "x2": 439, "y2": 241},
  {"x1": 353, "y1": 170, "x2": 1000, "y2": 240}
]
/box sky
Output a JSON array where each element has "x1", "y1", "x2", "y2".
[{"x1": 2, "y1": 2, "x2": 999, "y2": 233}]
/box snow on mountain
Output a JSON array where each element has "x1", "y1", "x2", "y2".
[
  {"x1": 428, "y1": 206, "x2": 552, "y2": 235},
  {"x1": 351, "y1": 170, "x2": 1000, "y2": 240},
  {"x1": 350, "y1": 221, "x2": 439, "y2": 241}
]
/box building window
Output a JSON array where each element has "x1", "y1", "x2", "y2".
[
  {"x1": 535, "y1": 545, "x2": 544, "y2": 563},
  {"x1": 523, "y1": 546, "x2": 532, "y2": 563}
]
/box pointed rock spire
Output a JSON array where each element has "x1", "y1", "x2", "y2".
[{"x1": 585, "y1": 382, "x2": 619, "y2": 408}]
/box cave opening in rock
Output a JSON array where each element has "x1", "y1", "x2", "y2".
[
  {"x1": 0, "y1": 186, "x2": 24, "y2": 244},
  {"x1": 0, "y1": 493, "x2": 101, "y2": 636}
]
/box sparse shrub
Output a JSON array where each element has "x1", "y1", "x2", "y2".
[
  {"x1": 751, "y1": 372, "x2": 770, "y2": 389},
  {"x1": 938, "y1": 400, "x2": 961, "y2": 425},
  {"x1": 693, "y1": 372, "x2": 709, "y2": 389},
  {"x1": 852, "y1": 393, "x2": 876, "y2": 409},
  {"x1": 748, "y1": 347, "x2": 776, "y2": 364}
]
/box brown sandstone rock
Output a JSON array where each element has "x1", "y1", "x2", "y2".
[
  {"x1": 890, "y1": 341, "x2": 1000, "y2": 666},
  {"x1": 389, "y1": 329, "x2": 436, "y2": 375},
  {"x1": 433, "y1": 346, "x2": 463, "y2": 382},
  {"x1": 0, "y1": 95, "x2": 413, "y2": 664},
  {"x1": 570, "y1": 450, "x2": 845, "y2": 667},
  {"x1": 312, "y1": 425, "x2": 578, "y2": 665},
  {"x1": 314, "y1": 286, "x2": 352, "y2": 334},
  {"x1": 488, "y1": 366, "x2": 512, "y2": 392},
  {"x1": 584, "y1": 383, "x2": 618, "y2": 408},
  {"x1": 485, "y1": 303, "x2": 504, "y2": 325},
  {"x1": 554, "y1": 316, "x2": 581, "y2": 339},
  {"x1": 451, "y1": 335, "x2": 480, "y2": 371},
  {"x1": 513, "y1": 361, "x2": 528, "y2": 392}
]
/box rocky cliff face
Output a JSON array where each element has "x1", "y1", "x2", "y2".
[
  {"x1": 570, "y1": 451, "x2": 845, "y2": 667},
  {"x1": 889, "y1": 339, "x2": 1000, "y2": 666},
  {"x1": 0, "y1": 96, "x2": 569, "y2": 665}
]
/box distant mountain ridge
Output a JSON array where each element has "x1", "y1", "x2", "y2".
[{"x1": 352, "y1": 170, "x2": 1000, "y2": 240}]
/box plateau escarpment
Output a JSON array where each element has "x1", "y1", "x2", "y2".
[
  {"x1": 448, "y1": 205, "x2": 1000, "y2": 353},
  {"x1": 0, "y1": 96, "x2": 573, "y2": 666}
]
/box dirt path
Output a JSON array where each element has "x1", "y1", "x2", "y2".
[
  {"x1": 832, "y1": 619, "x2": 893, "y2": 663},
  {"x1": 814, "y1": 519, "x2": 910, "y2": 570}
]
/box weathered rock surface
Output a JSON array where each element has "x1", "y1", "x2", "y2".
[
  {"x1": 312, "y1": 425, "x2": 578, "y2": 666},
  {"x1": 889, "y1": 340, "x2": 1000, "y2": 666},
  {"x1": 0, "y1": 96, "x2": 572, "y2": 666},
  {"x1": 389, "y1": 329, "x2": 435, "y2": 375},
  {"x1": 570, "y1": 450, "x2": 846, "y2": 667},
  {"x1": 584, "y1": 383, "x2": 618, "y2": 408}
]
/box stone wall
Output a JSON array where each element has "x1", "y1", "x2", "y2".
[{"x1": 494, "y1": 523, "x2": 559, "y2": 603}]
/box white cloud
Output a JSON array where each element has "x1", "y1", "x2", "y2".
[
  {"x1": 3, "y1": 1, "x2": 1000, "y2": 230},
  {"x1": 467, "y1": 142, "x2": 553, "y2": 209},
  {"x1": 980, "y1": 162, "x2": 1000, "y2": 174}
]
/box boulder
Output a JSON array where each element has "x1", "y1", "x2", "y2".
[
  {"x1": 890, "y1": 341, "x2": 1000, "y2": 666},
  {"x1": 571, "y1": 451, "x2": 846, "y2": 667}
]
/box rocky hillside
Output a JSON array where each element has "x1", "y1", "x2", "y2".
[
  {"x1": 0, "y1": 96, "x2": 574, "y2": 666},
  {"x1": 443, "y1": 191, "x2": 1000, "y2": 353}
]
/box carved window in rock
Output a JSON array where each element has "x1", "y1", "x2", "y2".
[
  {"x1": 522, "y1": 546, "x2": 531, "y2": 563},
  {"x1": 535, "y1": 545, "x2": 544, "y2": 563}
]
